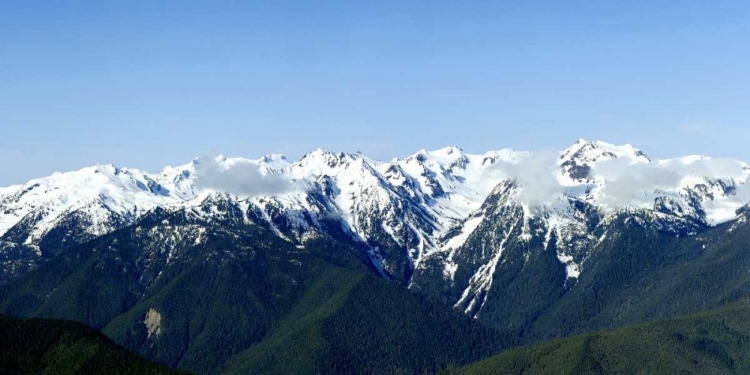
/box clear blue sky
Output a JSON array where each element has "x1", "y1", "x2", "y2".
[{"x1": 1, "y1": 1, "x2": 749, "y2": 185}]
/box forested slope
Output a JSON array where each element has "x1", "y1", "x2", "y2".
[{"x1": 454, "y1": 302, "x2": 750, "y2": 375}]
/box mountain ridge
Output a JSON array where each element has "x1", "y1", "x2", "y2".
[
  {"x1": 1, "y1": 140, "x2": 748, "y2": 321},
  {"x1": 3, "y1": 140, "x2": 750, "y2": 373}
]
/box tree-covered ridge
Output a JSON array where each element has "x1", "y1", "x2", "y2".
[
  {"x1": 0, "y1": 315, "x2": 189, "y2": 375},
  {"x1": 224, "y1": 270, "x2": 511, "y2": 375},
  {"x1": 452, "y1": 301, "x2": 750, "y2": 374}
]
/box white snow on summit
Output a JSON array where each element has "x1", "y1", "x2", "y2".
[
  {"x1": 561, "y1": 138, "x2": 651, "y2": 165},
  {"x1": 0, "y1": 139, "x2": 748, "y2": 258}
]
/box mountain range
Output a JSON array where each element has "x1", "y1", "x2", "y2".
[
  {"x1": 2, "y1": 139, "x2": 748, "y2": 293},
  {"x1": 2, "y1": 139, "x2": 750, "y2": 373}
]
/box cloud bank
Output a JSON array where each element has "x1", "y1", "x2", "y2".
[
  {"x1": 592, "y1": 157, "x2": 750, "y2": 207},
  {"x1": 194, "y1": 156, "x2": 297, "y2": 197},
  {"x1": 488, "y1": 150, "x2": 565, "y2": 206},
  {"x1": 486, "y1": 151, "x2": 750, "y2": 213}
]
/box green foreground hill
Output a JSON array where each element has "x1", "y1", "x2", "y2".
[
  {"x1": 0, "y1": 315, "x2": 188, "y2": 375},
  {"x1": 453, "y1": 301, "x2": 750, "y2": 375}
]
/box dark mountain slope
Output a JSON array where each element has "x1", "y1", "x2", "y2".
[
  {"x1": 225, "y1": 272, "x2": 510, "y2": 375},
  {"x1": 522, "y1": 211, "x2": 750, "y2": 343}
]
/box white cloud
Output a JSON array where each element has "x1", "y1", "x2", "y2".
[
  {"x1": 488, "y1": 150, "x2": 564, "y2": 206},
  {"x1": 592, "y1": 157, "x2": 750, "y2": 207},
  {"x1": 194, "y1": 156, "x2": 298, "y2": 197},
  {"x1": 592, "y1": 159, "x2": 681, "y2": 206},
  {"x1": 482, "y1": 149, "x2": 750, "y2": 215}
]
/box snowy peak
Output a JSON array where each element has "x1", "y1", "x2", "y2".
[
  {"x1": 559, "y1": 139, "x2": 650, "y2": 181},
  {"x1": 293, "y1": 149, "x2": 371, "y2": 178},
  {"x1": 434, "y1": 146, "x2": 464, "y2": 155},
  {"x1": 561, "y1": 139, "x2": 650, "y2": 165},
  {"x1": 428, "y1": 146, "x2": 467, "y2": 168},
  {"x1": 403, "y1": 147, "x2": 467, "y2": 170},
  {"x1": 0, "y1": 163, "x2": 185, "y2": 244}
]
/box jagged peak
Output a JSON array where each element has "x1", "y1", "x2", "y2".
[
  {"x1": 306, "y1": 147, "x2": 334, "y2": 156},
  {"x1": 431, "y1": 146, "x2": 464, "y2": 156},
  {"x1": 403, "y1": 147, "x2": 471, "y2": 171},
  {"x1": 299, "y1": 148, "x2": 362, "y2": 164},
  {"x1": 260, "y1": 153, "x2": 288, "y2": 162},
  {"x1": 560, "y1": 139, "x2": 650, "y2": 165},
  {"x1": 289, "y1": 148, "x2": 384, "y2": 184}
]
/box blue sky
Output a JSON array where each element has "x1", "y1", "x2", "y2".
[{"x1": 1, "y1": 1, "x2": 749, "y2": 185}]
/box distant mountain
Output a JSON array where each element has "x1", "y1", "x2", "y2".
[
  {"x1": 2, "y1": 139, "x2": 750, "y2": 373},
  {"x1": 1, "y1": 140, "x2": 747, "y2": 318},
  {"x1": 452, "y1": 301, "x2": 750, "y2": 375},
  {"x1": 0, "y1": 314, "x2": 188, "y2": 375}
]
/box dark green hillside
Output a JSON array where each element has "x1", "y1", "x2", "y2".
[
  {"x1": 0, "y1": 315, "x2": 188, "y2": 375},
  {"x1": 522, "y1": 213, "x2": 750, "y2": 343},
  {"x1": 225, "y1": 272, "x2": 510, "y2": 375},
  {"x1": 443, "y1": 210, "x2": 750, "y2": 346},
  {"x1": 0, "y1": 206, "x2": 511, "y2": 374},
  {"x1": 452, "y1": 301, "x2": 750, "y2": 375}
]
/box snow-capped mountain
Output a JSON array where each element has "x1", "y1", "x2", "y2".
[{"x1": 1, "y1": 139, "x2": 749, "y2": 320}]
